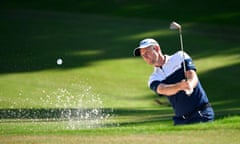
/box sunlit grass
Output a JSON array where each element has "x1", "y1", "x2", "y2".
[
  {"x1": 1, "y1": 115, "x2": 240, "y2": 135},
  {"x1": 195, "y1": 52, "x2": 240, "y2": 74},
  {"x1": 0, "y1": 6, "x2": 239, "y2": 144},
  {"x1": 123, "y1": 29, "x2": 173, "y2": 40},
  {"x1": 68, "y1": 50, "x2": 104, "y2": 57}
]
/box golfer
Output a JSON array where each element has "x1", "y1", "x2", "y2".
[{"x1": 133, "y1": 38, "x2": 214, "y2": 125}]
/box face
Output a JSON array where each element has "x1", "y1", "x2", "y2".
[{"x1": 140, "y1": 46, "x2": 159, "y2": 65}]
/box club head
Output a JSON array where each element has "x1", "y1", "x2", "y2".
[{"x1": 170, "y1": 21, "x2": 181, "y2": 30}]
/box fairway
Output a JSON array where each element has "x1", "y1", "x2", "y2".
[{"x1": 0, "y1": 1, "x2": 240, "y2": 144}]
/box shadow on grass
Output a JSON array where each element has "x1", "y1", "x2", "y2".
[
  {"x1": 0, "y1": 108, "x2": 171, "y2": 119},
  {"x1": 0, "y1": 107, "x2": 239, "y2": 126},
  {"x1": 199, "y1": 63, "x2": 240, "y2": 111},
  {"x1": 1, "y1": 0, "x2": 239, "y2": 25},
  {"x1": 0, "y1": 8, "x2": 239, "y2": 126},
  {"x1": 0, "y1": 108, "x2": 173, "y2": 127},
  {"x1": 0, "y1": 9, "x2": 239, "y2": 74},
  {"x1": 1, "y1": 62, "x2": 239, "y2": 124}
]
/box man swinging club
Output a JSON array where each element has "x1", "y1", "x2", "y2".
[{"x1": 133, "y1": 22, "x2": 214, "y2": 125}]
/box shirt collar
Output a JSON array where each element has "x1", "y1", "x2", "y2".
[{"x1": 154, "y1": 55, "x2": 169, "y2": 69}]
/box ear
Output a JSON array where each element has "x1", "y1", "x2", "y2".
[{"x1": 153, "y1": 45, "x2": 160, "y2": 52}]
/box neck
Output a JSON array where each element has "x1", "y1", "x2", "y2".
[{"x1": 155, "y1": 55, "x2": 166, "y2": 67}]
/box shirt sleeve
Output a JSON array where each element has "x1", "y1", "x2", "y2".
[
  {"x1": 149, "y1": 80, "x2": 161, "y2": 93},
  {"x1": 184, "y1": 58, "x2": 196, "y2": 71}
]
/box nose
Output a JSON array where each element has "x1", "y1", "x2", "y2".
[
  {"x1": 142, "y1": 53, "x2": 149, "y2": 59},
  {"x1": 142, "y1": 54, "x2": 152, "y2": 62}
]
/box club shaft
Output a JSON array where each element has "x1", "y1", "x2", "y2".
[{"x1": 179, "y1": 28, "x2": 187, "y2": 79}]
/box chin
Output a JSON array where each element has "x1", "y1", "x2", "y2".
[{"x1": 148, "y1": 62, "x2": 155, "y2": 66}]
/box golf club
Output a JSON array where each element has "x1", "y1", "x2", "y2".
[{"x1": 170, "y1": 21, "x2": 193, "y2": 95}]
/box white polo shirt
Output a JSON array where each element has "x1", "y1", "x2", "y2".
[{"x1": 148, "y1": 51, "x2": 209, "y2": 117}]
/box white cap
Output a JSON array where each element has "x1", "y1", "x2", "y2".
[{"x1": 133, "y1": 38, "x2": 159, "y2": 56}]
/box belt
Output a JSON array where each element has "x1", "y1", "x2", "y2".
[{"x1": 182, "y1": 103, "x2": 211, "y2": 120}]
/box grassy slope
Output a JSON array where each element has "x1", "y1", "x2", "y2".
[
  {"x1": 0, "y1": 9, "x2": 239, "y2": 109},
  {"x1": 1, "y1": 0, "x2": 239, "y2": 25},
  {"x1": 0, "y1": 1, "x2": 240, "y2": 143}
]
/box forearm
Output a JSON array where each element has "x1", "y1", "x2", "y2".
[
  {"x1": 156, "y1": 70, "x2": 198, "y2": 96},
  {"x1": 156, "y1": 83, "x2": 182, "y2": 96}
]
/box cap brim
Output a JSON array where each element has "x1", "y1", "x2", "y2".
[{"x1": 133, "y1": 48, "x2": 141, "y2": 56}]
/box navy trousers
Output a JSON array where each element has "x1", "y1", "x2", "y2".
[{"x1": 173, "y1": 106, "x2": 215, "y2": 125}]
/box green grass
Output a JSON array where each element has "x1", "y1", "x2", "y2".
[
  {"x1": 1, "y1": 0, "x2": 239, "y2": 25},
  {"x1": 0, "y1": 1, "x2": 240, "y2": 143},
  {"x1": 1, "y1": 116, "x2": 240, "y2": 144},
  {"x1": 1, "y1": 113, "x2": 240, "y2": 135}
]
